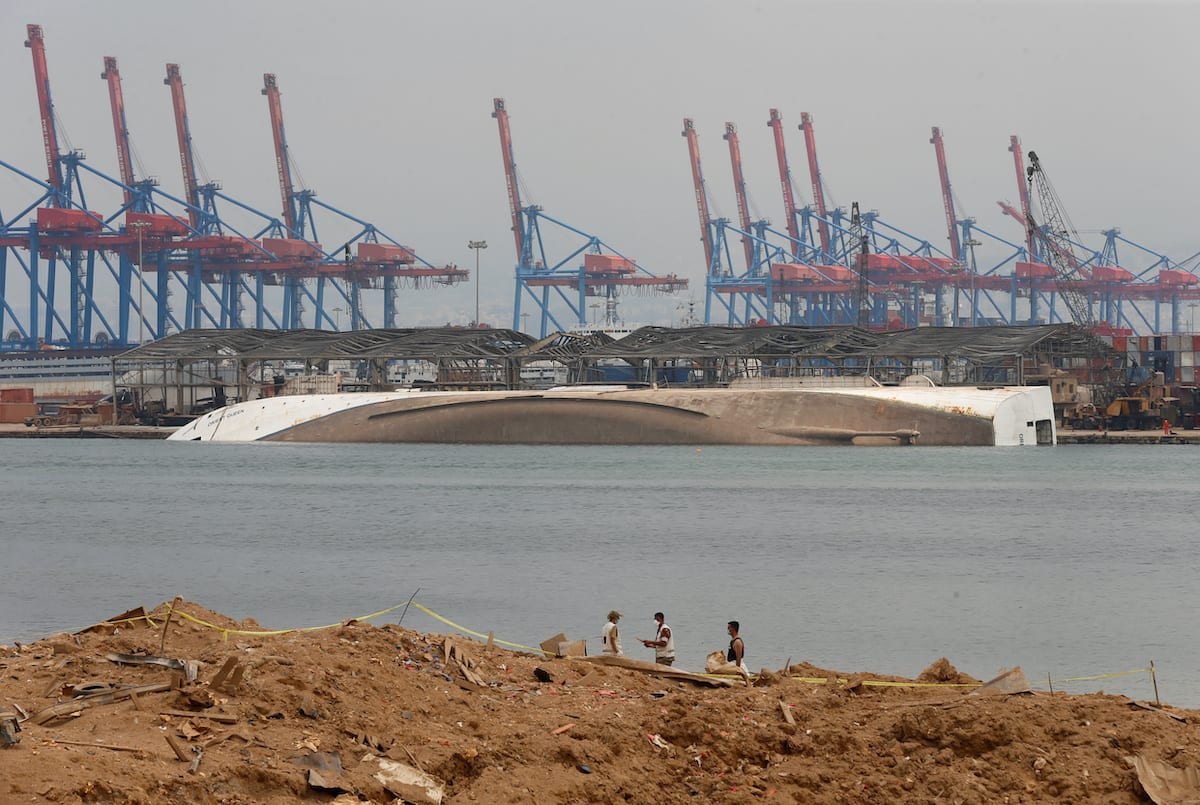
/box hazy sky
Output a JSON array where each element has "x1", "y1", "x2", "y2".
[{"x1": 2, "y1": 1, "x2": 1197, "y2": 329}]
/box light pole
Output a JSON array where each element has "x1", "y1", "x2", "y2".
[
  {"x1": 963, "y1": 237, "x2": 981, "y2": 327},
  {"x1": 332, "y1": 306, "x2": 344, "y2": 330},
  {"x1": 468, "y1": 240, "x2": 487, "y2": 327},
  {"x1": 520, "y1": 312, "x2": 530, "y2": 332},
  {"x1": 129, "y1": 221, "x2": 151, "y2": 344}
]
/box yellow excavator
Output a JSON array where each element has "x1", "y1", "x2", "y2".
[{"x1": 1105, "y1": 370, "x2": 1176, "y2": 430}]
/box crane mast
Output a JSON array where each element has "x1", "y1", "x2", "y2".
[
  {"x1": 100, "y1": 57, "x2": 135, "y2": 206},
  {"x1": 799, "y1": 113, "x2": 831, "y2": 259},
  {"x1": 851, "y1": 201, "x2": 870, "y2": 326},
  {"x1": 24, "y1": 24, "x2": 64, "y2": 204},
  {"x1": 767, "y1": 109, "x2": 800, "y2": 253},
  {"x1": 261, "y1": 73, "x2": 297, "y2": 234},
  {"x1": 681, "y1": 118, "x2": 714, "y2": 272},
  {"x1": 1025, "y1": 151, "x2": 1093, "y2": 328},
  {"x1": 164, "y1": 64, "x2": 200, "y2": 229},
  {"x1": 491, "y1": 98, "x2": 526, "y2": 265},
  {"x1": 723, "y1": 122, "x2": 754, "y2": 272},
  {"x1": 1008, "y1": 136, "x2": 1035, "y2": 257},
  {"x1": 929, "y1": 127, "x2": 961, "y2": 262}
]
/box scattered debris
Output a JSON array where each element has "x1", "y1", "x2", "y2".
[
  {"x1": 372, "y1": 756, "x2": 445, "y2": 805},
  {"x1": 4, "y1": 598, "x2": 1199, "y2": 803}
]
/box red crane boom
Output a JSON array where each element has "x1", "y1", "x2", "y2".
[
  {"x1": 100, "y1": 56, "x2": 135, "y2": 206},
  {"x1": 929, "y1": 126, "x2": 961, "y2": 262},
  {"x1": 681, "y1": 118, "x2": 714, "y2": 271},
  {"x1": 798, "y1": 113, "x2": 830, "y2": 258},
  {"x1": 491, "y1": 98, "x2": 525, "y2": 264},
  {"x1": 164, "y1": 64, "x2": 200, "y2": 229},
  {"x1": 723, "y1": 122, "x2": 754, "y2": 271},
  {"x1": 1008, "y1": 135, "x2": 1035, "y2": 256},
  {"x1": 24, "y1": 24, "x2": 63, "y2": 204},
  {"x1": 261, "y1": 73, "x2": 296, "y2": 234},
  {"x1": 767, "y1": 108, "x2": 800, "y2": 253}
]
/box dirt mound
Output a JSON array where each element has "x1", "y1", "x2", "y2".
[{"x1": 1, "y1": 600, "x2": 1198, "y2": 803}]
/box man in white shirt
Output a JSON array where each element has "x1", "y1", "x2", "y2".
[
  {"x1": 601, "y1": 610, "x2": 623, "y2": 655},
  {"x1": 641, "y1": 612, "x2": 675, "y2": 666}
]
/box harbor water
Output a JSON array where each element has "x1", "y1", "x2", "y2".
[{"x1": 2, "y1": 440, "x2": 1196, "y2": 705}]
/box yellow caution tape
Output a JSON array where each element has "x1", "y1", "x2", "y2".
[
  {"x1": 1051, "y1": 668, "x2": 1150, "y2": 684},
  {"x1": 91, "y1": 604, "x2": 1155, "y2": 689},
  {"x1": 96, "y1": 600, "x2": 542, "y2": 653},
  {"x1": 406, "y1": 603, "x2": 542, "y2": 653}
]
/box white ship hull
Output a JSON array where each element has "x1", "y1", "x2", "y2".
[{"x1": 169, "y1": 385, "x2": 1056, "y2": 447}]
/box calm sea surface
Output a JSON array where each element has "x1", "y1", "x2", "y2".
[{"x1": 2, "y1": 441, "x2": 1196, "y2": 705}]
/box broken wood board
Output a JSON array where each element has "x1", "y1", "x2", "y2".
[
  {"x1": 31, "y1": 682, "x2": 173, "y2": 725},
  {"x1": 976, "y1": 666, "x2": 1030, "y2": 696},
  {"x1": 159, "y1": 709, "x2": 239, "y2": 724},
  {"x1": 1128, "y1": 754, "x2": 1200, "y2": 804},
  {"x1": 539, "y1": 632, "x2": 568, "y2": 658},
  {"x1": 575, "y1": 655, "x2": 734, "y2": 687},
  {"x1": 556, "y1": 639, "x2": 587, "y2": 658},
  {"x1": 372, "y1": 756, "x2": 445, "y2": 804}
]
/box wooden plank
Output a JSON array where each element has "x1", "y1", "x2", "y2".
[
  {"x1": 31, "y1": 683, "x2": 173, "y2": 725},
  {"x1": 779, "y1": 700, "x2": 795, "y2": 725},
  {"x1": 576, "y1": 655, "x2": 734, "y2": 687},
  {"x1": 48, "y1": 739, "x2": 149, "y2": 754},
  {"x1": 165, "y1": 733, "x2": 192, "y2": 761},
  {"x1": 159, "y1": 709, "x2": 238, "y2": 724}
]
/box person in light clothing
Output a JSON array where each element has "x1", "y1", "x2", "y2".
[
  {"x1": 641, "y1": 612, "x2": 675, "y2": 666},
  {"x1": 601, "y1": 610, "x2": 623, "y2": 656}
]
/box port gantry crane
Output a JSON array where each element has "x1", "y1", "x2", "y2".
[
  {"x1": 683, "y1": 117, "x2": 763, "y2": 325},
  {"x1": 0, "y1": 24, "x2": 467, "y2": 349},
  {"x1": 261, "y1": 73, "x2": 467, "y2": 331},
  {"x1": 723, "y1": 122, "x2": 758, "y2": 274},
  {"x1": 798, "y1": 113, "x2": 832, "y2": 263},
  {"x1": 997, "y1": 142, "x2": 1200, "y2": 333},
  {"x1": 492, "y1": 98, "x2": 686, "y2": 337}
]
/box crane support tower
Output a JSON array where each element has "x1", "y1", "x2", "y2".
[
  {"x1": 929, "y1": 127, "x2": 961, "y2": 263},
  {"x1": 492, "y1": 98, "x2": 686, "y2": 336},
  {"x1": 767, "y1": 109, "x2": 801, "y2": 257},
  {"x1": 723, "y1": 122, "x2": 755, "y2": 272},
  {"x1": 799, "y1": 113, "x2": 831, "y2": 261}
]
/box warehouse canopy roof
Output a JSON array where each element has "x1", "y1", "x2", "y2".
[
  {"x1": 116, "y1": 328, "x2": 536, "y2": 362},
  {"x1": 116, "y1": 324, "x2": 1112, "y2": 365},
  {"x1": 581, "y1": 324, "x2": 1112, "y2": 362}
]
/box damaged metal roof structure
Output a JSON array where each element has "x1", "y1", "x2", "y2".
[
  {"x1": 112, "y1": 324, "x2": 1116, "y2": 408},
  {"x1": 579, "y1": 324, "x2": 1118, "y2": 386}
]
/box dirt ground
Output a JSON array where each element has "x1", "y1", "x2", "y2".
[{"x1": 2, "y1": 600, "x2": 1198, "y2": 804}]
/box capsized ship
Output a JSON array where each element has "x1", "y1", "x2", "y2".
[{"x1": 168, "y1": 384, "x2": 1056, "y2": 446}]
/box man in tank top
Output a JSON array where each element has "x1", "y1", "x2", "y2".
[
  {"x1": 641, "y1": 612, "x2": 675, "y2": 665},
  {"x1": 726, "y1": 620, "x2": 746, "y2": 673}
]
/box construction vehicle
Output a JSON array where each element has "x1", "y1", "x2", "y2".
[
  {"x1": 1104, "y1": 369, "x2": 1174, "y2": 430},
  {"x1": 23, "y1": 401, "x2": 103, "y2": 427}
]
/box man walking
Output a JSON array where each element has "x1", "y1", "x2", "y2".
[
  {"x1": 641, "y1": 612, "x2": 675, "y2": 666},
  {"x1": 601, "y1": 610, "x2": 623, "y2": 656}
]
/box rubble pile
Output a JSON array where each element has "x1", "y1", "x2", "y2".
[{"x1": 2, "y1": 600, "x2": 1198, "y2": 804}]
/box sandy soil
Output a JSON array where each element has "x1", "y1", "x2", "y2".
[{"x1": 1, "y1": 600, "x2": 1197, "y2": 804}]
